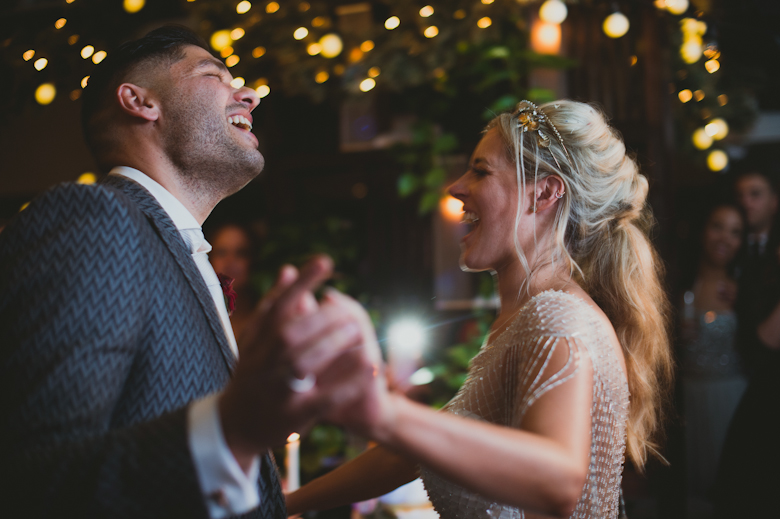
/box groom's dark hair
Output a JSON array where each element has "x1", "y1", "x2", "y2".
[{"x1": 81, "y1": 25, "x2": 211, "y2": 167}]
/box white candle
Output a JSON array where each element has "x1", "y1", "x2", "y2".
[{"x1": 286, "y1": 432, "x2": 300, "y2": 492}]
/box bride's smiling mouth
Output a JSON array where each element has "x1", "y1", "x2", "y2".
[{"x1": 461, "y1": 211, "x2": 480, "y2": 242}]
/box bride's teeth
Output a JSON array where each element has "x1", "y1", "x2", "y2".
[{"x1": 463, "y1": 212, "x2": 479, "y2": 224}]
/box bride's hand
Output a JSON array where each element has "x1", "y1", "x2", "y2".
[{"x1": 316, "y1": 289, "x2": 395, "y2": 439}]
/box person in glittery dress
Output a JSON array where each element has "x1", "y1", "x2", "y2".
[{"x1": 286, "y1": 100, "x2": 673, "y2": 519}]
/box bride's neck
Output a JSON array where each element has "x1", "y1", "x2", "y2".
[{"x1": 493, "y1": 255, "x2": 570, "y2": 324}]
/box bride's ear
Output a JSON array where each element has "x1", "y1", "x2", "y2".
[{"x1": 533, "y1": 175, "x2": 566, "y2": 214}]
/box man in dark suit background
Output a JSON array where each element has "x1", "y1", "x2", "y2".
[{"x1": 0, "y1": 26, "x2": 382, "y2": 518}]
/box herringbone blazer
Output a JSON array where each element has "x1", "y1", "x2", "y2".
[{"x1": 0, "y1": 175, "x2": 286, "y2": 519}]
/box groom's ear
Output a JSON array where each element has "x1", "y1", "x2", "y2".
[
  {"x1": 534, "y1": 175, "x2": 566, "y2": 214},
  {"x1": 116, "y1": 83, "x2": 160, "y2": 123}
]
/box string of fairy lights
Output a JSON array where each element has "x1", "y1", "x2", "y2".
[{"x1": 9, "y1": 0, "x2": 736, "y2": 173}]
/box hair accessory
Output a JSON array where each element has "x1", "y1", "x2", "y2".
[
  {"x1": 513, "y1": 100, "x2": 571, "y2": 162},
  {"x1": 555, "y1": 191, "x2": 565, "y2": 199}
]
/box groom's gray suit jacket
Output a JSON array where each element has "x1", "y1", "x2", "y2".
[{"x1": 0, "y1": 175, "x2": 285, "y2": 519}]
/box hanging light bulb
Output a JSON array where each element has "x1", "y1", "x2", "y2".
[
  {"x1": 539, "y1": 0, "x2": 568, "y2": 24},
  {"x1": 603, "y1": 11, "x2": 629, "y2": 38}
]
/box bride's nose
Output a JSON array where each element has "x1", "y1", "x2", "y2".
[{"x1": 448, "y1": 175, "x2": 468, "y2": 201}]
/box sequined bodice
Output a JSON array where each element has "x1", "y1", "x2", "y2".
[
  {"x1": 681, "y1": 310, "x2": 741, "y2": 379},
  {"x1": 420, "y1": 291, "x2": 630, "y2": 519}
]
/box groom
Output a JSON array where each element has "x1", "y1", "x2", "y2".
[{"x1": 0, "y1": 26, "x2": 380, "y2": 518}]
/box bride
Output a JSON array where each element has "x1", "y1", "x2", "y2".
[{"x1": 287, "y1": 100, "x2": 673, "y2": 518}]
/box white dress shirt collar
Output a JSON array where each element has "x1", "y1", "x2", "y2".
[{"x1": 109, "y1": 166, "x2": 201, "y2": 234}]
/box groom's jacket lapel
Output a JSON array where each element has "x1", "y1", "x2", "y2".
[{"x1": 101, "y1": 174, "x2": 237, "y2": 374}]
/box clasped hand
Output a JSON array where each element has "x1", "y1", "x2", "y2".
[{"x1": 219, "y1": 255, "x2": 389, "y2": 468}]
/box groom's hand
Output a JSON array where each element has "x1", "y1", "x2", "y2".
[{"x1": 218, "y1": 255, "x2": 364, "y2": 468}]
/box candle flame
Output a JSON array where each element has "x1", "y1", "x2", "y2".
[{"x1": 287, "y1": 432, "x2": 300, "y2": 442}]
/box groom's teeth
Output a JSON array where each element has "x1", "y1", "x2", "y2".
[{"x1": 227, "y1": 115, "x2": 252, "y2": 131}]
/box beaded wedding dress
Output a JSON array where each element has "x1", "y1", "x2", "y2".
[{"x1": 420, "y1": 290, "x2": 630, "y2": 519}]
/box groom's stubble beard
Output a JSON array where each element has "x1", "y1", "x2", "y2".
[{"x1": 161, "y1": 92, "x2": 265, "y2": 203}]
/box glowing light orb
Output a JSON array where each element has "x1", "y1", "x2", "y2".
[
  {"x1": 92, "y1": 50, "x2": 107, "y2": 64},
  {"x1": 123, "y1": 0, "x2": 145, "y2": 13},
  {"x1": 409, "y1": 367, "x2": 435, "y2": 386},
  {"x1": 23, "y1": 49, "x2": 34, "y2": 61},
  {"x1": 256, "y1": 84, "x2": 270, "y2": 97},
  {"x1": 54, "y1": 18, "x2": 67, "y2": 29},
  {"x1": 388, "y1": 319, "x2": 426, "y2": 356},
  {"x1": 707, "y1": 118, "x2": 729, "y2": 140},
  {"x1": 665, "y1": 0, "x2": 689, "y2": 15},
  {"x1": 359, "y1": 78, "x2": 376, "y2": 92},
  {"x1": 420, "y1": 5, "x2": 434, "y2": 17},
  {"x1": 35, "y1": 83, "x2": 56, "y2": 105},
  {"x1": 34, "y1": 58, "x2": 48, "y2": 71},
  {"x1": 294, "y1": 27, "x2": 309, "y2": 40},
  {"x1": 477, "y1": 17, "x2": 492, "y2": 29},
  {"x1": 603, "y1": 12, "x2": 629, "y2": 39},
  {"x1": 424, "y1": 26, "x2": 439, "y2": 38},
  {"x1": 539, "y1": 0, "x2": 567, "y2": 24},
  {"x1": 81, "y1": 75, "x2": 90, "y2": 88},
  {"x1": 385, "y1": 16, "x2": 400, "y2": 30},
  {"x1": 319, "y1": 33, "x2": 343, "y2": 58},
  {"x1": 287, "y1": 433, "x2": 300, "y2": 442},
  {"x1": 440, "y1": 195, "x2": 463, "y2": 222},
  {"x1": 266, "y1": 2, "x2": 279, "y2": 13},
  {"x1": 237, "y1": 1, "x2": 252, "y2": 14},
  {"x1": 210, "y1": 30, "x2": 233, "y2": 51},
  {"x1": 692, "y1": 128, "x2": 713, "y2": 150},
  {"x1": 678, "y1": 89, "x2": 693, "y2": 103},
  {"x1": 231, "y1": 28, "x2": 245, "y2": 40},
  {"x1": 360, "y1": 40, "x2": 375, "y2": 52},
  {"x1": 77, "y1": 172, "x2": 97, "y2": 184},
  {"x1": 315, "y1": 71, "x2": 329, "y2": 83},
  {"x1": 252, "y1": 46, "x2": 266, "y2": 58},
  {"x1": 680, "y1": 40, "x2": 702, "y2": 64},
  {"x1": 707, "y1": 150, "x2": 728, "y2": 172},
  {"x1": 307, "y1": 43, "x2": 321, "y2": 55},
  {"x1": 225, "y1": 54, "x2": 240, "y2": 67},
  {"x1": 705, "y1": 59, "x2": 720, "y2": 73},
  {"x1": 368, "y1": 66, "x2": 380, "y2": 78},
  {"x1": 81, "y1": 45, "x2": 94, "y2": 59},
  {"x1": 230, "y1": 77, "x2": 245, "y2": 88}
]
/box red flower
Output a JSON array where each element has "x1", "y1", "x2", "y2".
[{"x1": 217, "y1": 273, "x2": 237, "y2": 316}]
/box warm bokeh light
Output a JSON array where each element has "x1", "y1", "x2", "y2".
[
  {"x1": 539, "y1": 0, "x2": 567, "y2": 24},
  {"x1": 266, "y1": 2, "x2": 279, "y2": 13},
  {"x1": 678, "y1": 89, "x2": 693, "y2": 103},
  {"x1": 236, "y1": 1, "x2": 252, "y2": 14},
  {"x1": 54, "y1": 18, "x2": 67, "y2": 29},
  {"x1": 707, "y1": 150, "x2": 728, "y2": 171},
  {"x1": 315, "y1": 71, "x2": 329, "y2": 83},
  {"x1": 368, "y1": 66, "x2": 380, "y2": 78},
  {"x1": 385, "y1": 16, "x2": 400, "y2": 30},
  {"x1": 68, "y1": 35, "x2": 79, "y2": 45},
  {"x1": 123, "y1": 0, "x2": 145, "y2": 13},
  {"x1": 705, "y1": 59, "x2": 720, "y2": 73},
  {"x1": 692, "y1": 127, "x2": 713, "y2": 150},
  {"x1": 298, "y1": 2, "x2": 310, "y2": 12},
  {"x1": 707, "y1": 118, "x2": 729, "y2": 140},
  {"x1": 419, "y1": 5, "x2": 434, "y2": 17},
  {"x1": 531, "y1": 21, "x2": 561, "y2": 54},
  {"x1": 312, "y1": 16, "x2": 327, "y2": 27},
  {"x1": 77, "y1": 172, "x2": 97, "y2": 184},
  {"x1": 287, "y1": 433, "x2": 300, "y2": 442},
  {"x1": 231, "y1": 28, "x2": 245, "y2": 40},
  {"x1": 359, "y1": 78, "x2": 376, "y2": 92},
  {"x1": 225, "y1": 55, "x2": 240, "y2": 67},
  {"x1": 424, "y1": 26, "x2": 439, "y2": 38},
  {"x1": 69, "y1": 89, "x2": 81, "y2": 101},
  {"x1": 477, "y1": 17, "x2": 492, "y2": 29},
  {"x1": 35, "y1": 83, "x2": 56, "y2": 105},
  {"x1": 454, "y1": 10, "x2": 466, "y2": 19},
  {"x1": 210, "y1": 30, "x2": 232, "y2": 51},
  {"x1": 81, "y1": 75, "x2": 90, "y2": 88},
  {"x1": 34, "y1": 58, "x2": 48, "y2": 71},
  {"x1": 360, "y1": 40, "x2": 375, "y2": 52},
  {"x1": 307, "y1": 43, "x2": 321, "y2": 55},
  {"x1": 81, "y1": 45, "x2": 95, "y2": 59},
  {"x1": 693, "y1": 89, "x2": 705, "y2": 102},
  {"x1": 440, "y1": 195, "x2": 463, "y2": 222},
  {"x1": 230, "y1": 77, "x2": 245, "y2": 88},
  {"x1": 665, "y1": 0, "x2": 689, "y2": 15},
  {"x1": 220, "y1": 46, "x2": 234, "y2": 58},
  {"x1": 92, "y1": 51, "x2": 107, "y2": 64},
  {"x1": 718, "y1": 94, "x2": 728, "y2": 106},
  {"x1": 294, "y1": 27, "x2": 309, "y2": 40},
  {"x1": 629, "y1": 55, "x2": 638, "y2": 66},
  {"x1": 252, "y1": 46, "x2": 266, "y2": 58},
  {"x1": 256, "y1": 84, "x2": 270, "y2": 97},
  {"x1": 481, "y1": 0, "x2": 494, "y2": 4},
  {"x1": 603, "y1": 12, "x2": 629, "y2": 38},
  {"x1": 23, "y1": 50, "x2": 34, "y2": 61},
  {"x1": 319, "y1": 33, "x2": 343, "y2": 58},
  {"x1": 388, "y1": 319, "x2": 426, "y2": 356}
]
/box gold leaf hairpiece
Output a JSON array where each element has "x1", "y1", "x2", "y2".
[{"x1": 514, "y1": 100, "x2": 571, "y2": 162}]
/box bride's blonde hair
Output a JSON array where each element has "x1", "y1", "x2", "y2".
[{"x1": 487, "y1": 100, "x2": 673, "y2": 468}]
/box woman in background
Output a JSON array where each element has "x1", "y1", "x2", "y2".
[{"x1": 678, "y1": 204, "x2": 747, "y2": 517}]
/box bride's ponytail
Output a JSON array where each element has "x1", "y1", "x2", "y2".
[{"x1": 489, "y1": 101, "x2": 673, "y2": 467}]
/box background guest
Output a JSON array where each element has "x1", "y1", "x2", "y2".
[{"x1": 677, "y1": 204, "x2": 747, "y2": 518}]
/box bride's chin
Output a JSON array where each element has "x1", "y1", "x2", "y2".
[{"x1": 459, "y1": 253, "x2": 488, "y2": 273}]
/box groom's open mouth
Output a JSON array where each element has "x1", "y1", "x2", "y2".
[{"x1": 228, "y1": 115, "x2": 252, "y2": 131}]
